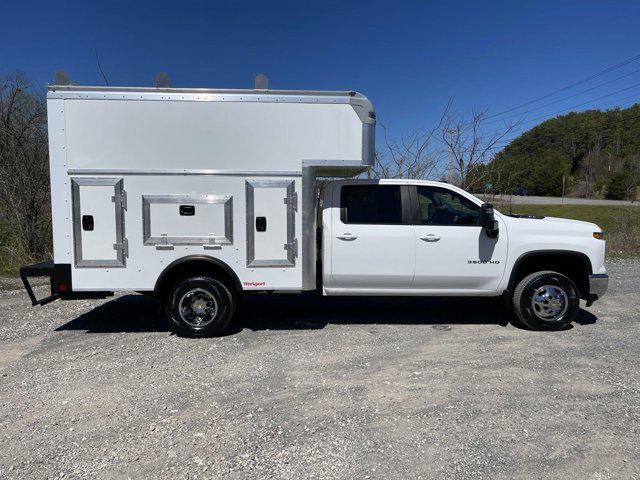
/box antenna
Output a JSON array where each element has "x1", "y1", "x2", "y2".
[{"x1": 94, "y1": 48, "x2": 109, "y2": 86}]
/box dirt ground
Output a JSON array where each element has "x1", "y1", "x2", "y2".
[{"x1": 1, "y1": 261, "x2": 639, "y2": 479}]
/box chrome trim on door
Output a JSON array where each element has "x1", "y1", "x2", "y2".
[
  {"x1": 245, "y1": 179, "x2": 297, "y2": 268},
  {"x1": 141, "y1": 194, "x2": 233, "y2": 247},
  {"x1": 71, "y1": 177, "x2": 127, "y2": 268}
]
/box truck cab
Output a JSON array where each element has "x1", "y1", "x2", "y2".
[{"x1": 320, "y1": 179, "x2": 608, "y2": 329}]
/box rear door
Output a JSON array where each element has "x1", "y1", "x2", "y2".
[
  {"x1": 327, "y1": 183, "x2": 415, "y2": 291},
  {"x1": 411, "y1": 185, "x2": 507, "y2": 292}
]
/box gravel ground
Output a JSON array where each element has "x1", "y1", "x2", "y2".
[{"x1": 1, "y1": 261, "x2": 639, "y2": 479}]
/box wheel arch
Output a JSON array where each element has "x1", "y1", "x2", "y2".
[
  {"x1": 507, "y1": 250, "x2": 593, "y2": 298},
  {"x1": 154, "y1": 255, "x2": 242, "y2": 297}
]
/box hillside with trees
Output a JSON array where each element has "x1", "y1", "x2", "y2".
[{"x1": 470, "y1": 104, "x2": 640, "y2": 199}]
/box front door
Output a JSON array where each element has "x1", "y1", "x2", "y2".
[
  {"x1": 328, "y1": 183, "x2": 415, "y2": 291},
  {"x1": 411, "y1": 185, "x2": 507, "y2": 292}
]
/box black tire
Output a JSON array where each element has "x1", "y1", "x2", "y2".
[
  {"x1": 164, "y1": 276, "x2": 235, "y2": 337},
  {"x1": 512, "y1": 270, "x2": 579, "y2": 330}
]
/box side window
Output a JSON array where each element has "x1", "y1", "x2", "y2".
[
  {"x1": 416, "y1": 186, "x2": 480, "y2": 226},
  {"x1": 341, "y1": 185, "x2": 403, "y2": 224}
]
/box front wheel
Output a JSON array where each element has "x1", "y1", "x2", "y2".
[
  {"x1": 512, "y1": 271, "x2": 579, "y2": 330},
  {"x1": 164, "y1": 276, "x2": 235, "y2": 337}
]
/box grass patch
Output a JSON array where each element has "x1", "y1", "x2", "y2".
[
  {"x1": 0, "y1": 219, "x2": 51, "y2": 274},
  {"x1": 495, "y1": 203, "x2": 640, "y2": 258},
  {"x1": 496, "y1": 204, "x2": 633, "y2": 230}
]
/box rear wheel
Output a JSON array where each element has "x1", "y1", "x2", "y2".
[
  {"x1": 512, "y1": 270, "x2": 579, "y2": 330},
  {"x1": 164, "y1": 276, "x2": 235, "y2": 337}
]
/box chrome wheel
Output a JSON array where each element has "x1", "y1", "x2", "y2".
[
  {"x1": 531, "y1": 285, "x2": 568, "y2": 322},
  {"x1": 178, "y1": 288, "x2": 218, "y2": 328}
]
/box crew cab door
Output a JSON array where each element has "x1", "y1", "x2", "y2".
[
  {"x1": 411, "y1": 185, "x2": 507, "y2": 292},
  {"x1": 326, "y1": 183, "x2": 415, "y2": 291}
]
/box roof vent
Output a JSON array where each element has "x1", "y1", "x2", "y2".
[{"x1": 254, "y1": 74, "x2": 269, "y2": 90}]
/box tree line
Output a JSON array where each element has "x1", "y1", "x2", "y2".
[
  {"x1": 0, "y1": 74, "x2": 50, "y2": 270},
  {"x1": 467, "y1": 105, "x2": 640, "y2": 199}
]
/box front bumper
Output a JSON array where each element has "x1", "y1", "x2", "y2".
[{"x1": 587, "y1": 274, "x2": 609, "y2": 304}]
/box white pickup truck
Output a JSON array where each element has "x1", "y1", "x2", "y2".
[
  {"x1": 20, "y1": 84, "x2": 608, "y2": 335},
  {"x1": 320, "y1": 179, "x2": 608, "y2": 331}
]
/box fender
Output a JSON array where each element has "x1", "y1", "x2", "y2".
[
  {"x1": 506, "y1": 249, "x2": 593, "y2": 293},
  {"x1": 154, "y1": 255, "x2": 243, "y2": 294}
]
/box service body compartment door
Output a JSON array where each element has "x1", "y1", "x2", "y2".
[
  {"x1": 245, "y1": 179, "x2": 297, "y2": 267},
  {"x1": 71, "y1": 177, "x2": 127, "y2": 268}
]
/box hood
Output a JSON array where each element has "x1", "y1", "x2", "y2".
[
  {"x1": 500, "y1": 213, "x2": 601, "y2": 233},
  {"x1": 538, "y1": 216, "x2": 600, "y2": 228}
]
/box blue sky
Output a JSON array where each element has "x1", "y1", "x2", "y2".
[{"x1": 3, "y1": 0, "x2": 640, "y2": 143}]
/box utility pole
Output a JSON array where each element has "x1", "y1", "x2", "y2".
[{"x1": 448, "y1": 129, "x2": 455, "y2": 184}]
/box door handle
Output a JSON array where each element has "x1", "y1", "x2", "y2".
[
  {"x1": 337, "y1": 233, "x2": 358, "y2": 241},
  {"x1": 420, "y1": 234, "x2": 441, "y2": 242}
]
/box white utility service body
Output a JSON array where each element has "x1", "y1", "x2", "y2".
[
  {"x1": 21, "y1": 84, "x2": 608, "y2": 334},
  {"x1": 43, "y1": 85, "x2": 374, "y2": 294}
]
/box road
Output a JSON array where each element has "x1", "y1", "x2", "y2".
[
  {"x1": 1, "y1": 261, "x2": 639, "y2": 479},
  {"x1": 477, "y1": 194, "x2": 639, "y2": 206}
]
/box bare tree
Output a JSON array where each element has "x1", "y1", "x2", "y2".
[
  {"x1": 440, "y1": 100, "x2": 518, "y2": 190},
  {"x1": 372, "y1": 122, "x2": 444, "y2": 179},
  {"x1": 0, "y1": 74, "x2": 51, "y2": 266},
  {"x1": 373, "y1": 100, "x2": 516, "y2": 188}
]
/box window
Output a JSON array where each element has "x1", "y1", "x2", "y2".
[
  {"x1": 341, "y1": 185, "x2": 403, "y2": 224},
  {"x1": 416, "y1": 186, "x2": 480, "y2": 226}
]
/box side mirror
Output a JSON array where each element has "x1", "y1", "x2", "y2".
[{"x1": 481, "y1": 203, "x2": 499, "y2": 238}]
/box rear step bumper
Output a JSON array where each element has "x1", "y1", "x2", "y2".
[
  {"x1": 20, "y1": 261, "x2": 113, "y2": 306},
  {"x1": 20, "y1": 261, "x2": 59, "y2": 306}
]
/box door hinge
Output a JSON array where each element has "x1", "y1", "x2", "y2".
[
  {"x1": 113, "y1": 238, "x2": 129, "y2": 257},
  {"x1": 111, "y1": 190, "x2": 127, "y2": 210},
  {"x1": 283, "y1": 191, "x2": 298, "y2": 211},
  {"x1": 284, "y1": 238, "x2": 298, "y2": 258}
]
